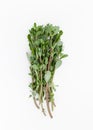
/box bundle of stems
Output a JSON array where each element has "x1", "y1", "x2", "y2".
[{"x1": 27, "y1": 23, "x2": 68, "y2": 118}]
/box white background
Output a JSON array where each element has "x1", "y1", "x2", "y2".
[{"x1": 0, "y1": 0, "x2": 93, "y2": 130}]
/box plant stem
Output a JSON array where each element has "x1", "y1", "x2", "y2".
[
  {"x1": 45, "y1": 83, "x2": 53, "y2": 118},
  {"x1": 33, "y1": 97, "x2": 40, "y2": 109},
  {"x1": 39, "y1": 70, "x2": 42, "y2": 104},
  {"x1": 53, "y1": 102, "x2": 56, "y2": 107},
  {"x1": 45, "y1": 48, "x2": 53, "y2": 118},
  {"x1": 31, "y1": 68, "x2": 40, "y2": 109},
  {"x1": 51, "y1": 102, "x2": 54, "y2": 111},
  {"x1": 39, "y1": 55, "x2": 46, "y2": 115},
  {"x1": 39, "y1": 56, "x2": 43, "y2": 104},
  {"x1": 41, "y1": 103, "x2": 46, "y2": 116}
]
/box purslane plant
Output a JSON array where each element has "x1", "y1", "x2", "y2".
[{"x1": 27, "y1": 23, "x2": 68, "y2": 118}]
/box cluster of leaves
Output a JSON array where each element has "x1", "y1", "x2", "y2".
[{"x1": 27, "y1": 23, "x2": 68, "y2": 118}]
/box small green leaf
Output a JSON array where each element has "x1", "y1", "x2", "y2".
[
  {"x1": 44, "y1": 71, "x2": 51, "y2": 82},
  {"x1": 53, "y1": 26, "x2": 59, "y2": 35},
  {"x1": 34, "y1": 22, "x2": 36, "y2": 28},
  {"x1": 52, "y1": 41, "x2": 63, "y2": 49},
  {"x1": 55, "y1": 59, "x2": 62, "y2": 69},
  {"x1": 50, "y1": 66, "x2": 53, "y2": 71},
  {"x1": 36, "y1": 31, "x2": 42, "y2": 37},
  {"x1": 28, "y1": 73, "x2": 32, "y2": 76},
  {"x1": 29, "y1": 95, "x2": 32, "y2": 98},
  {"x1": 45, "y1": 57, "x2": 48, "y2": 65},
  {"x1": 27, "y1": 34, "x2": 31, "y2": 42},
  {"x1": 60, "y1": 53, "x2": 68, "y2": 59},
  {"x1": 40, "y1": 64, "x2": 46, "y2": 70},
  {"x1": 32, "y1": 64, "x2": 38, "y2": 70},
  {"x1": 59, "y1": 30, "x2": 63, "y2": 35},
  {"x1": 57, "y1": 41, "x2": 63, "y2": 46},
  {"x1": 29, "y1": 83, "x2": 32, "y2": 88},
  {"x1": 38, "y1": 48, "x2": 42, "y2": 57},
  {"x1": 26, "y1": 52, "x2": 31, "y2": 63}
]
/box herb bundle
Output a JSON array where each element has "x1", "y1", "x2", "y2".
[{"x1": 27, "y1": 23, "x2": 68, "y2": 118}]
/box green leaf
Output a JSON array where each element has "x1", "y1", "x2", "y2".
[
  {"x1": 50, "y1": 66, "x2": 53, "y2": 71},
  {"x1": 29, "y1": 95, "x2": 32, "y2": 98},
  {"x1": 59, "y1": 30, "x2": 63, "y2": 35},
  {"x1": 32, "y1": 64, "x2": 38, "y2": 70},
  {"x1": 29, "y1": 83, "x2": 32, "y2": 88},
  {"x1": 57, "y1": 41, "x2": 63, "y2": 46},
  {"x1": 60, "y1": 53, "x2": 68, "y2": 59},
  {"x1": 55, "y1": 59, "x2": 62, "y2": 69},
  {"x1": 28, "y1": 73, "x2": 32, "y2": 76},
  {"x1": 40, "y1": 64, "x2": 46, "y2": 70},
  {"x1": 52, "y1": 41, "x2": 63, "y2": 49},
  {"x1": 34, "y1": 22, "x2": 36, "y2": 28},
  {"x1": 36, "y1": 31, "x2": 42, "y2": 37},
  {"x1": 26, "y1": 52, "x2": 31, "y2": 63},
  {"x1": 27, "y1": 34, "x2": 31, "y2": 42},
  {"x1": 38, "y1": 48, "x2": 42, "y2": 56},
  {"x1": 53, "y1": 26, "x2": 59, "y2": 35},
  {"x1": 44, "y1": 71, "x2": 51, "y2": 82},
  {"x1": 45, "y1": 57, "x2": 48, "y2": 65}
]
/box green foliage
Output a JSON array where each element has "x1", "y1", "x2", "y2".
[
  {"x1": 55, "y1": 59, "x2": 62, "y2": 69},
  {"x1": 27, "y1": 23, "x2": 68, "y2": 118},
  {"x1": 44, "y1": 71, "x2": 51, "y2": 82},
  {"x1": 60, "y1": 53, "x2": 68, "y2": 59}
]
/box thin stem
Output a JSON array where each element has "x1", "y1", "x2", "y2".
[
  {"x1": 39, "y1": 56, "x2": 43, "y2": 104},
  {"x1": 32, "y1": 70, "x2": 40, "y2": 109},
  {"x1": 45, "y1": 84, "x2": 53, "y2": 118},
  {"x1": 41, "y1": 103, "x2": 46, "y2": 116},
  {"x1": 53, "y1": 102, "x2": 56, "y2": 107},
  {"x1": 45, "y1": 48, "x2": 53, "y2": 118},
  {"x1": 39, "y1": 70, "x2": 42, "y2": 104},
  {"x1": 51, "y1": 102, "x2": 54, "y2": 111},
  {"x1": 47, "y1": 48, "x2": 53, "y2": 70},
  {"x1": 33, "y1": 97, "x2": 40, "y2": 109}
]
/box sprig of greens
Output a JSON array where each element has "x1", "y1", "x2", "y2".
[{"x1": 27, "y1": 23, "x2": 68, "y2": 118}]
